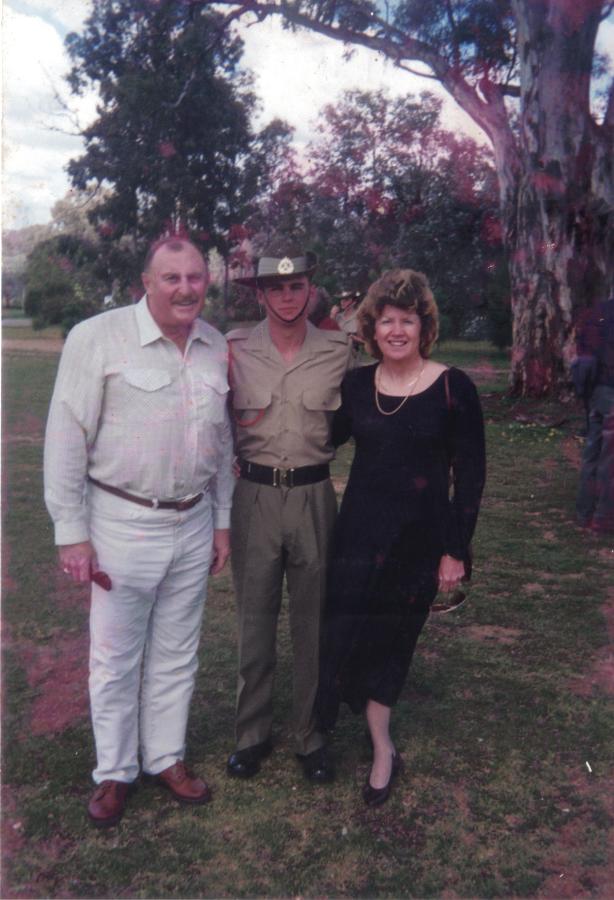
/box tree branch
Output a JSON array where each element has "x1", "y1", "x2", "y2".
[
  {"x1": 397, "y1": 63, "x2": 438, "y2": 80},
  {"x1": 164, "y1": 70, "x2": 197, "y2": 107},
  {"x1": 205, "y1": 0, "x2": 521, "y2": 194}
]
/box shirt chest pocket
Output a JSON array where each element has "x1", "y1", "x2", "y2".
[
  {"x1": 302, "y1": 387, "x2": 342, "y2": 413},
  {"x1": 122, "y1": 368, "x2": 173, "y2": 391},
  {"x1": 232, "y1": 387, "x2": 272, "y2": 426},
  {"x1": 193, "y1": 372, "x2": 229, "y2": 424},
  {"x1": 113, "y1": 367, "x2": 176, "y2": 424}
]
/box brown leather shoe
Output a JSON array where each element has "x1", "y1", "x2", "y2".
[
  {"x1": 150, "y1": 760, "x2": 211, "y2": 805},
  {"x1": 87, "y1": 780, "x2": 134, "y2": 828}
]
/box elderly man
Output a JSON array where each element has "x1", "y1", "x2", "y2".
[
  {"x1": 226, "y1": 243, "x2": 352, "y2": 783},
  {"x1": 44, "y1": 237, "x2": 234, "y2": 827}
]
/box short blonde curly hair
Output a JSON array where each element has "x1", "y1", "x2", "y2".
[{"x1": 358, "y1": 268, "x2": 439, "y2": 359}]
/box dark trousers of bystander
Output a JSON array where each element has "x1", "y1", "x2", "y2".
[{"x1": 576, "y1": 385, "x2": 614, "y2": 532}]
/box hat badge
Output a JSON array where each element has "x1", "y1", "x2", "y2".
[{"x1": 277, "y1": 257, "x2": 295, "y2": 275}]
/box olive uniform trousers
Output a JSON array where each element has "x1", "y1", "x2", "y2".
[{"x1": 230, "y1": 477, "x2": 337, "y2": 756}]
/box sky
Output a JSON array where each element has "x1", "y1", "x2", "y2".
[{"x1": 2, "y1": 1, "x2": 612, "y2": 230}]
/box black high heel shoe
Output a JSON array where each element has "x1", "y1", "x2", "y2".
[{"x1": 362, "y1": 751, "x2": 403, "y2": 807}]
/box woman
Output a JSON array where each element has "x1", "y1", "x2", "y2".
[{"x1": 317, "y1": 269, "x2": 485, "y2": 806}]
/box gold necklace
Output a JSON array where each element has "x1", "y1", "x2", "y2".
[{"x1": 374, "y1": 361, "x2": 425, "y2": 416}]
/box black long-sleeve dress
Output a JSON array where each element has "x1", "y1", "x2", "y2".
[{"x1": 317, "y1": 363, "x2": 486, "y2": 729}]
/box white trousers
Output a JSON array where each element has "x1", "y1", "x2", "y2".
[{"x1": 87, "y1": 486, "x2": 213, "y2": 784}]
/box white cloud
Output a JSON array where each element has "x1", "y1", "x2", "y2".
[
  {"x1": 238, "y1": 18, "x2": 483, "y2": 145},
  {"x1": 2, "y1": 5, "x2": 95, "y2": 228},
  {"x1": 10, "y1": 0, "x2": 92, "y2": 35}
]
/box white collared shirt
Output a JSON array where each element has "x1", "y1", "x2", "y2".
[{"x1": 44, "y1": 297, "x2": 234, "y2": 545}]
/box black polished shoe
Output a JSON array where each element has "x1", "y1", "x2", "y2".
[
  {"x1": 363, "y1": 752, "x2": 403, "y2": 807},
  {"x1": 226, "y1": 738, "x2": 273, "y2": 779},
  {"x1": 297, "y1": 747, "x2": 335, "y2": 783}
]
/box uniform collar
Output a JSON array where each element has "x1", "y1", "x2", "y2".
[
  {"x1": 135, "y1": 295, "x2": 212, "y2": 347},
  {"x1": 244, "y1": 319, "x2": 345, "y2": 358}
]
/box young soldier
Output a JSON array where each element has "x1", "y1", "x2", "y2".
[{"x1": 226, "y1": 243, "x2": 352, "y2": 782}]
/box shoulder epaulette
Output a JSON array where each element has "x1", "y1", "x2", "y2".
[{"x1": 225, "y1": 326, "x2": 253, "y2": 342}]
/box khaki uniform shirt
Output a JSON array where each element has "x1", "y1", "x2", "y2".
[
  {"x1": 335, "y1": 307, "x2": 359, "y2": 336},
  {"x1": 227, "y1": 321, "x2": 352, "y2": 468}
]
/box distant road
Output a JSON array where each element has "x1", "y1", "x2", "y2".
[{"x1": 2, "y1": 317, "x2": 32, "y2": 327}]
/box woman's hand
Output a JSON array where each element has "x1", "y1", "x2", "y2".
[{"x1": 437, "y1": 554, "x2": 465, "y2": 594}]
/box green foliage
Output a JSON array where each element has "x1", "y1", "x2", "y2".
[
  {"x1": 393, "y1": 0, "x2": 516, "y2": 76},
  {"x1": 24, "y1": 235, "x2": 108, "y2": 333},
  {"x1": 65, "y1": 0, "x2": 294, "y2": 288}
]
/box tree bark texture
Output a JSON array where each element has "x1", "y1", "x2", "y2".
[{"x1": 507, "y1": 0, "x2": 613, "y2": 395}]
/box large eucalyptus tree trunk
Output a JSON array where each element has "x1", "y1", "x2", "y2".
[{"x1": 507, "y1": 0, "x2": 613, "y2": 395}]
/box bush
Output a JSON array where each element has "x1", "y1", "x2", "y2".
[
  {"x1": 486, "y1": 293, "x2": 513, "y2": 349},
  {"x1": 24, "y1": 235, "x2": 107, "y2": 331}
]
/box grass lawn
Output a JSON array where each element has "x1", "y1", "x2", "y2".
[{"x1": 2, "y1": 334, "x2": 613, "y2": 899}]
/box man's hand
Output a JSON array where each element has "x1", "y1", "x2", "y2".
[
  {"x1": 437, "y1": 554, "x2": 465, "y2": 594},
  {"x1": 59, "y1": 541, "x2": 98, "y2": 583},
  {"x1": 210, "y1": 528, "x2": 230, "y2": 575}
]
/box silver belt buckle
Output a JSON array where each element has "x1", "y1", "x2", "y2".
[{"x1": 175, "y1": 491, "x2": 201, "y2": 510}]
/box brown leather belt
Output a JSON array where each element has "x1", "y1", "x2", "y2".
[
  {"x1": 238, "y1": 460, "x2": 330, "y2": 488},
  {"x1": 88, "y1": 476, "x2": 204, "y2": 511}
]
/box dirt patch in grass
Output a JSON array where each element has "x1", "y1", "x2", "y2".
[
  {"x1": 2, "y1": 339, "x2": 64, "y2": 354},
  {"x1": 465, "y1": 362, "x2": 508, "y2": 384},
  {"x1": 524, "y1": 582, "x2": 546, "y2": 594},
  {"x1": 537, "y1": 772, "x2": 614, "y2": 898},
  {"x1": 1, "y1": 786, "x2": 26, "y2": 858},
  {"x1": 569, "y1": 589, "x2": 614, "y2": 698},
  {"x1": 561, "y1": 435, "x2": 582, "y2": 469},
  {"x1": 463, "y1": 624, "x2": 523, "y2": 645},
  {"x1": 49, "y1": 566, "x2": 91, "y2": 612},
  {"x1": 6, "y1": 412, "x2": 45, "y2": 443},
  {"x1": 18, "y1": 633, "x2": 89, "y2": 737}
]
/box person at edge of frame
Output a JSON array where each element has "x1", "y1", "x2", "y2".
[
  {"x1": 307, "y1": 285, "x2": 341, "y2": 331},
  {"x1": 225, "y1": 240, "x2": 352, "y2": 783},
  {"x1": 331, "y1": 289, "x2": 364, "y2": 353},
  {"x1": 43, "y1": 235, "x2": 234, "y2": 828},
  {"x1": 575, "y1": 293, "x2": 614, "y2": 533}
]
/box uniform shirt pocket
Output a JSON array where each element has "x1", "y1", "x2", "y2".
[
  {"x1": 232, "y1": 387, "x2": 272, "y2": 427},
  {"x1": 302, "y1": 387, "x2": 342, "y2": 412},
  {"x1": 232, "y1": 387, "x2": 272, "y2": 412}
]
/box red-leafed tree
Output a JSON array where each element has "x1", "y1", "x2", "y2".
[
  {"x1": 254, "y1": 89, "x2": 506, "y2": 337},
  {"x1": 210, "y1": 0, "x2": 614, "y2": 396}
]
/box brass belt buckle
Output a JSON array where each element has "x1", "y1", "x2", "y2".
[{"x1": 273, "y1": 467, "x2": 295, "y2": 488}]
